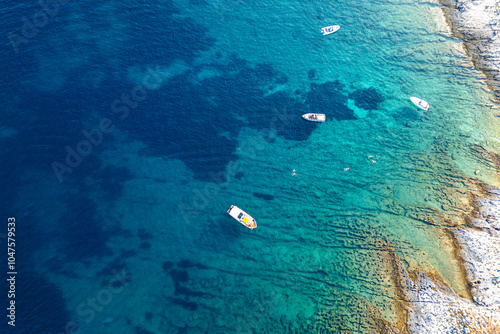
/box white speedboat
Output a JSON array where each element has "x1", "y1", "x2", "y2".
[
  {"x1": 227, "y1": 205, "x2": 257, "y2": 229},
  {"x1": 410, "y1": 96, "x2": 429, "y2": 111},
  {"x1": 302, "y1": 113, "x2": 326, "y2": 122},
  {"x1": 321, "y1": 25, "x2": 340, "y2": 36}
]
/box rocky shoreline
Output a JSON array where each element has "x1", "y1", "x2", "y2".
[
  {"x1": 401, "y1": 187, "x2": 500, "y2": 333},
  {"x1": 439, "y1": 0, "x2": 500, "y2": 100},
  {"x1": 397, "y1": 2, "x2": 500, "y2": 331}
]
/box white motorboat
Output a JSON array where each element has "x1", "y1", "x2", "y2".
[
  {"x1": 302, "y1": 113, "x2": 326, "y2": 122},
  {"x1": 227, "y1": 205, "x2": 257, "y2": 229},
  {"x1": 321, "y1": 25, "x2": 340, "y2": 36},
  {"x1": 410, "y1": 96, "x2": 429, "y2": 111}
]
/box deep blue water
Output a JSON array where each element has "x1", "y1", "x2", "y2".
[
  {"x1": 0, "y1": 2, "x2": 325, "y2": 332},
  {"x1": 1, "y1": 0, "x2": 498, "y2": 333}
]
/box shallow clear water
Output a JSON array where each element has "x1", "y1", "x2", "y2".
[{"x1": 2, "y1": 0, "x2": 500, "y2": 333}]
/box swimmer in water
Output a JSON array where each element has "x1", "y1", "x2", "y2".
[{"x1": 368, "y1": 155, "x2": 378, "y2": 164}]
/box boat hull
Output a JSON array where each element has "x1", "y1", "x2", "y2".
[
  {"x1": 227, "y1": 205, "x2": 257, "y2": 229},
  {"x1": 410, "y1": 96, "x2": 429, "y2": 111},
  {"x1": 321, "y1": 25, "x2": 340, "y2": 36},
  {"x1": 302, "y1": 113, "x2": 326, "y2": 122}
]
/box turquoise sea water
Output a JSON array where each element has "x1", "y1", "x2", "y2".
[{"x1": 2, "y1": 0, "x2": 500, "y2": 333}]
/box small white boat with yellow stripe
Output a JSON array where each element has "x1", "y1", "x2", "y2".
[{"x1": 227, "y1": 205, "x2": 257, "y2": 229}]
